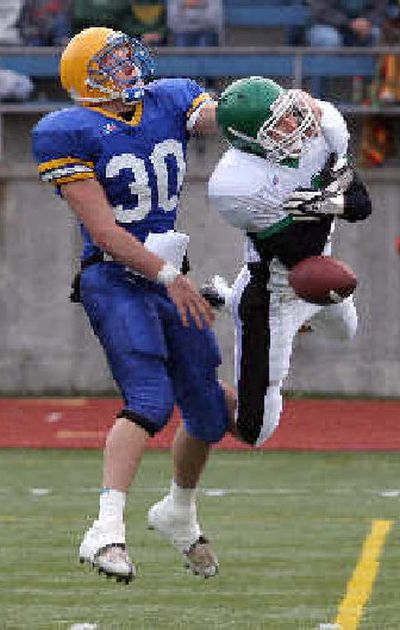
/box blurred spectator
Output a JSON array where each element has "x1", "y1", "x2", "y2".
[
  {"x1": 72, "y1": 0, "x2": 129, "y2": 33},
  {"x1": 166, "y1": 0, "x2": 224, "y2": 148},
  {"x1": 167, "y1": 0, "x2": 224, "y2": 47},
  {"x1": 285, "y1": 0, "x2": 309, "y2": 46},
  {"x1": 72, "y1": 1, "x2": 166, "y2": 44},
  {"x1": 127, "y1": 1, "x2": 167, "y2": 46},
  {"x1": 304, "y1": 0, "x2": 389, "y2": 101},
  {"x1": 19, "y1": 0, "x2": 72, "y2": 46},
  {"x1": 306, "y1": 0, "x2": 388, "y2": 47},
  {"x1": 0, "y1": 69, "x2": 33, "y2": 101},
  {"x1": 360, "y1": 115, "x2": 396, "y2": 166},
  {"x1": 375, "y1": 0, "x2": 400, "y2": 102},
  {"x1": 359, "y1": 1, "x2": 400, "y2": 166},
  {"x1": 0, "y1": 0, "x2": 24, "y2": 44}
]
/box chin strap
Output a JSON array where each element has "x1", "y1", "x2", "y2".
[
  {"x1": 121, "y1": 86, "x2": 145, "y2": 103},
  {"x1": 72, "y1": 80, "x2": 145, "y2": 105}
]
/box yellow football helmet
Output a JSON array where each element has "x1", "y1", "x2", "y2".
[{"x1": 60, "y1": 27, "x2": 154, "y2": 104}]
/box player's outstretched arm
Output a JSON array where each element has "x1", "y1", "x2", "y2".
[{"x1": 61, "y1": 179, "x2": 215, "y2": 329}]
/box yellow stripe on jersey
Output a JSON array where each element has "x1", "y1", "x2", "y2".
[
  {"x1": 187, "y1": 93, "x2": 211, "y2": 119},
  {"x1": 39, "y1": 160, "x2": 95, "y2": 185},
  {"x1": 45, "y1": 172, "x2": 96, "y2": 186},
  {"x1": 38, "y1": 157, "x2": 94, "y2": 174}
]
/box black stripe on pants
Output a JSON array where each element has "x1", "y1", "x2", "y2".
[{"x1": 237, "y1": 264, "x2": 271, "y2": 445}]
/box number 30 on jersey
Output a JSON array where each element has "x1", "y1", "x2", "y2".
[{"x1": 106, "y1": 139, "x2": 186, "y2": 223}]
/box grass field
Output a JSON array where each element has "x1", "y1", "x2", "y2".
[{"x1": 1, "y1": 449, "x2": 399, "y2": 630}]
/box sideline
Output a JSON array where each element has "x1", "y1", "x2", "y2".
[{"x1": 1, "y1": 398, "x2": 400, "y2": 449}]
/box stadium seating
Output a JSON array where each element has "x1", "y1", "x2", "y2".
[
  {"x1": 0, "y1": 0, "x2": 399, "y2": 112},
  {"x1": 0, "y1": 44, "x2": 386, "y2": 100},
  {"x1": 224, "y1": 0, "x2": 310, "y2": 28}
]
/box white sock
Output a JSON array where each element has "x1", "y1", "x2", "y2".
[
  {"x1": 170, "y1": 480, "x2": 196, "y2": 509},
  {"x1": 98, "y1": 488, "x2": 126, "y2": 523}
]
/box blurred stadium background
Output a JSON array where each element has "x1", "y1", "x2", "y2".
[
  {"x1": 1, "y1": 1, "x2": 400, "y2": 628},
  {"x1": 1, "y1": 4, "x2": 400, "y2": 396}
]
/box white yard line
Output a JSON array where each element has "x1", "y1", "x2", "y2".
[{"x1": 0, "y1": 486, "x2": 398, "y2": 497}]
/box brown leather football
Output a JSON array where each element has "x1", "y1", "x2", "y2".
[{"x1": 288, "y1": 255, "x2": 357, "y2": 305}]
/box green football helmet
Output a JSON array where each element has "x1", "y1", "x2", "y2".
[{"x1": 217, "y1": 76, "x2": 319, "y2": 162}]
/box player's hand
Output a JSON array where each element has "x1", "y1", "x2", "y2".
[
  {"x1": 284, "y1": 188, "x2": 344, "y2": 216},
  {"x1": 320, "y1": 152, "x2": 353, "y2": 194},
  {"x1": 325, "y1": 156, "x2": 353, "y2": 195},
  {"x1": 285, "y1": 152, "x2": 352, "y2": 217},
  {"x1": 167, "y1": 274, "x2": 215, "y2": 329}
]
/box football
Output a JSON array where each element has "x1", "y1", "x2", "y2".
[{"x1": 288, "y1": 255, "x2": 357, "y2": 305}]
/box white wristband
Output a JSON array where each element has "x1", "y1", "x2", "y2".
[{"x1": 156, "y1": 262, "x2": 180, "y2": 286}]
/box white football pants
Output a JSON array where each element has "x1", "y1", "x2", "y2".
[{"x1": 231, "y1": 264, "x2": 357, "y2": 447}]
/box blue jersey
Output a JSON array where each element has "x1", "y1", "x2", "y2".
[{"x1": 32, "y1": 78, "x2": 211, "y2": 259}]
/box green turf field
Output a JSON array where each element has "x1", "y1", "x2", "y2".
[{"x1": 1, "y1": 449, "x2": 399, "y2": 630}]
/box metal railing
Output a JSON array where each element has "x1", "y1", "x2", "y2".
[{"x1": 1, "y1": 45, "x2": 400, "y2": 111}]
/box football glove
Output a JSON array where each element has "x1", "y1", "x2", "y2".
[
  {"x1": 321, "y1": 153, "x2": 354, "y2": 195},
  {"x1": 284, "y1": 153, "x2": 353, "y2": 217},
  {"x1": 284, "y1": 188, "x2": 344, "y2": 216}
]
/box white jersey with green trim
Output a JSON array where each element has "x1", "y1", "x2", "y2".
[{"x1": 208, "y1": 100, "x2": 348, "y2": 264}]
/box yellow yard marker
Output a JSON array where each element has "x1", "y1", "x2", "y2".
[
  {"x1": 26, "y1": 398, "x2": 87, "y2": 406},
  {"x1": 56, "y1": 430, "x2": 106, "y2": 439},
  {"x1": 334, "y1": 519, "x2": 393, "y2": 630}
]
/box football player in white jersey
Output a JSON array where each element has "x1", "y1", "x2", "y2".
[{"x1": 207, "y1": 76, "x2": 372, "y2": 446}]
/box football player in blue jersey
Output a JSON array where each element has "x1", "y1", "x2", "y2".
[{"x1": 32, "y1": 26, "x2": 231, "y2": 583}]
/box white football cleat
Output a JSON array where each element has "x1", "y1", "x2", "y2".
[
  {"x1": 79, "y1": 520, "x2": 136, "y2": 584},
  {"x1": 148, "y1": 495, "x2": 219, "y2": 578}
]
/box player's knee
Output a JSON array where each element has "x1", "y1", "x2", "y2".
[
  {"x1": 255, "y1": 408, "x2": 281, "y2": 447},
  {"x1": 258, "y1": 384, "x2": 282, "y2": 445},
  {"x1": 119, "y1": 389, "x2": 175, "y2": 436},
  {"x1": 116, "y1": 409, "x2": 159, "y2": 436},
  {"x1": 188, "y1": 419, "x2": 228, "y2": 444},
  {"x1": 237, "y1": 384, "x2": 282, "y2": 447},
  {"x1": 116, "y1": 358, "x2": 176, "y2": 435},
  {"x1": 183, "y1": 382, "x2": 230, "y2": 444}
]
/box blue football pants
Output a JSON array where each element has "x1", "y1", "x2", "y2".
[{"x1": 80, "y1": 262, "x2": 229, "y2": 443}]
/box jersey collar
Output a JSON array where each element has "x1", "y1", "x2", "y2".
[{"x1": 89, "y1": 101, "x2": 144, "y2": 126}]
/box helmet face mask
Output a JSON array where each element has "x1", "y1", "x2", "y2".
[
  {"x1": 257, "y1": 90, "x2": 319, "y2": 161},
  {"x1": 60, "y1": 28, "x2": 155, "y2": 105},
  {"x1": 217, "y1": 77, "x2": 319, "y2": 162},
  {"x1": 86, "y1": 32, "x2": 154, "y2": 103}
]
